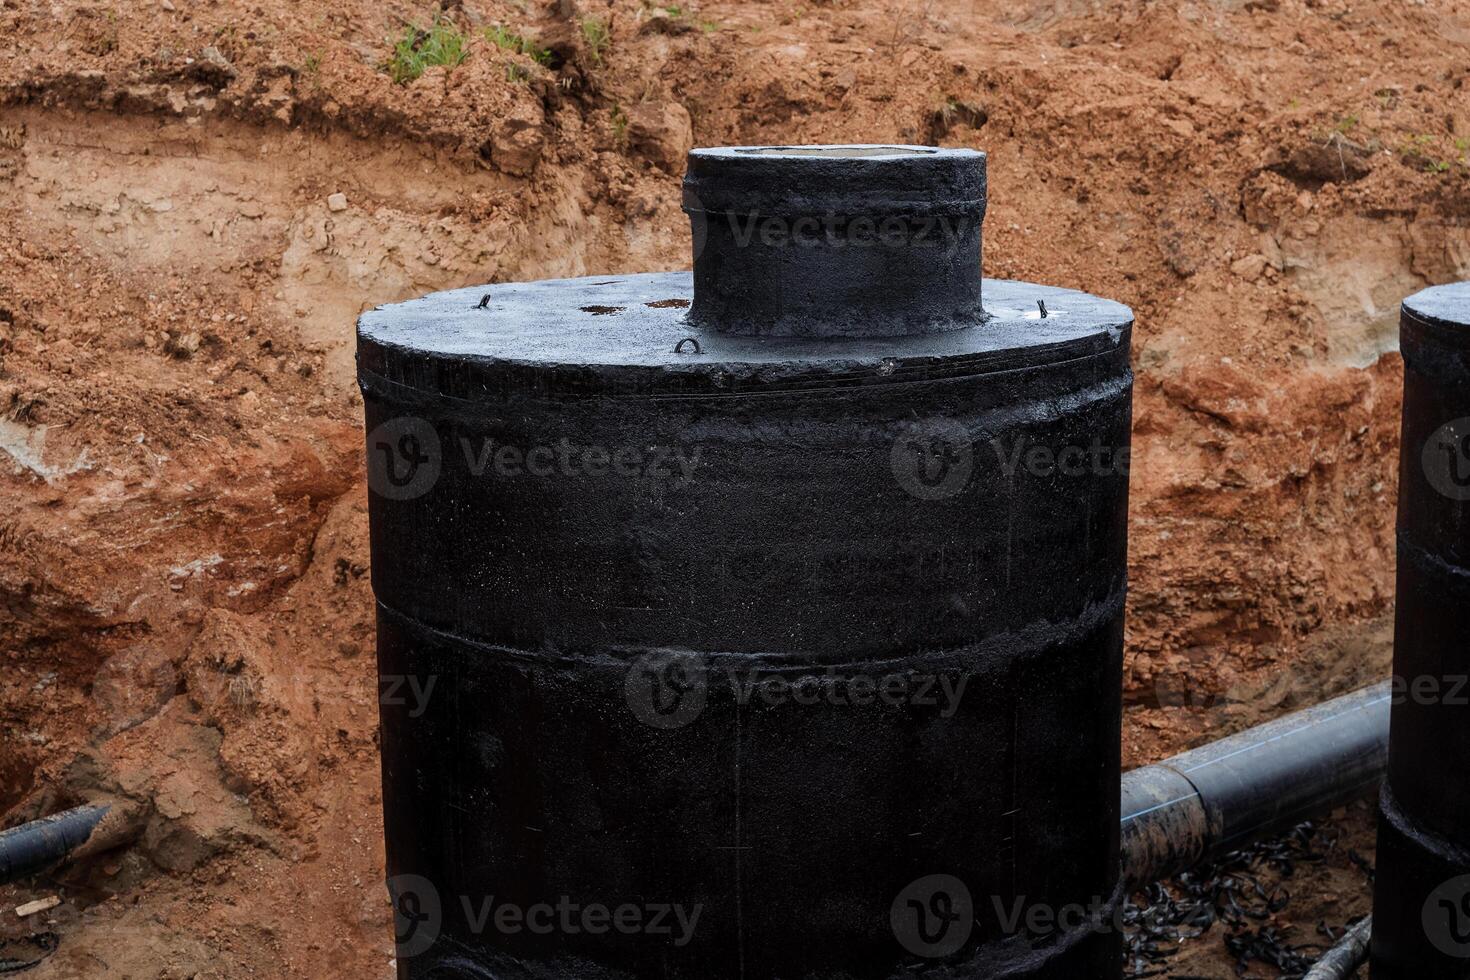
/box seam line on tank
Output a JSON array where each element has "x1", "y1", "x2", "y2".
[
  {"x1": 355, "y1": 346, "x2": 1133, "y2": 407},
  {"x1": 372, "y1": 585, "x2": 1128, "y2": 672}
]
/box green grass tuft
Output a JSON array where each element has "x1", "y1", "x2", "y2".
[
  {"x1": 580, "y1": 17, "x2": 611, "y2": 63},
  {"x1": 485, "y1": 24, "x2": 553, "y2": 65},
  {"x1": 384, "y1": 18, "x2": 471, "y2": 85}
]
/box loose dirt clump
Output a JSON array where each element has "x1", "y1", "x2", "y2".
[{"x1": 4, "y1": 0, "x2": 1468, "y2": 975}]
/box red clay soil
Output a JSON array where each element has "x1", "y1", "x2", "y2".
[{"x1": 2, "y1": 0, "x2": 1466, "y2": 975}]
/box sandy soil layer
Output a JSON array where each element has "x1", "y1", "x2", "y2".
[{"x1": 3, "y1": 0, "x2": 1467, "y2": 974}]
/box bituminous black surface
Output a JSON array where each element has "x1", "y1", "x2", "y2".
[
  {"x1": 0, "y1": 804, "x2": 111, "y2": 885},
  {"x1": 360, "y1": 145, "x2": 1133, "y2": 980},
  {"x1": 1371, "y1": 282, "x2": 1470, "y2": 979},
  {"x1": 682, "y1": 145, "x2": 987, "y2": 338},
  {"x1": 1120, "y1": 683, "x2": 1391, "y2": 892},
  {"x1": 359, "y1": 274, "x2": 1130, "y2": 657}
]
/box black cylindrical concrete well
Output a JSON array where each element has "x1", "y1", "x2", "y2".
[
  {"x1": 359, "y1": 145, "x2": 1133, "y2": 979},
  {"x1": 1372, "y1": 283, "x2": 1470, "y2": 979}
]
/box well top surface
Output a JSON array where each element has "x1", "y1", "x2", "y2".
[
  {"x1": 683, "y1": 144, "x2": 985, "y2": 217},
  {"x1": 357, "y1": 272, "x2": 1132, "y2": 397},
  {"x1": 1404, "y1": 281, "x2": 1470, "y2": 328}
]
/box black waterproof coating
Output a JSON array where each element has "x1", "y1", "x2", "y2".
[
  {"x1": 0, "y1": 803, "x2": 111, "y2": 884},
  {"x1": 359, "y1": 146, "x2": 1133, "y2": 979},
  {"x1": 1372, "y1": 283, "x2": 1470, "y2": 979}
]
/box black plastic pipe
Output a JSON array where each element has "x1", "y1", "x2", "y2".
[
  {"x1": 1372, "y1": 283, "x2": 1470, "y2": 979},
  {"x1": 0, "y1": 803, "x2": 112, "y2": 885},
  {"x1": 1121, "y1": 682, "x2": 1391, "y2": 889}
]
